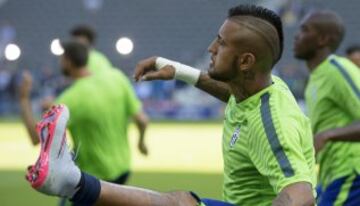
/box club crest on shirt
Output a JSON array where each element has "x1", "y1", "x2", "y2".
[{"x1": 230, "y1": 126, "x2": 240, "y2": 148}]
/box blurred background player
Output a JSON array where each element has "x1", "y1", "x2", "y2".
[
  {"x1": 345, "y1": 44, "x2": 360, "y2": 68},
  {"x1": 294, "y1": 10, "x2": 360, "y2": 205},
  {"x1": 41, "y1": 25, "x2": 130, "y2": 110},
  {"x1": 70, "y1": 24, "x2": 112, "y2": 73},
  {"x1": 19, "y1": 41, "x2": 149, "y2": 205}
]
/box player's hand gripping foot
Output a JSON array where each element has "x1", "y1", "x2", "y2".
[{"x1": 26, "y1": 105, "x2": 81, "y2": 198}]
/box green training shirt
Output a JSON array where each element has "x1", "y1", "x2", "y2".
[
  {"x1": 305, "y1": 55, "x2": 360, "y2": 189},
  {"x1": 87, "y1": 49, "x2": 112, "y2": 74},
  {"x1": 223, "y1": 76, "x2": 316, "y2": 206},
  {"x1": 56, "y1": 69, "x2": 141, "y2": 180}
]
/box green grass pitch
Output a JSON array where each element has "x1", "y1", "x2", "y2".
[{"x1": 0, "y1": 122, "x2": 224, "y2": 206}]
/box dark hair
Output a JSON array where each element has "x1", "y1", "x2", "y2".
[
  {"x1": 70, "y1": 25, "x2": 96, "y2": 45},
  {"x1": 62, "y1": 41, "x2": 89, "y2": 68},
  {"x1": 346, "y1": 45, "x2": 360, "y2": 55},
  {"x1": 228, "y1": 5, "x2": 284, "y2": 63}
]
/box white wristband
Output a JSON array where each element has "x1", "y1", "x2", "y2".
[{"x1": 155, "y1": 57, "x2": 201, "y2": 85}]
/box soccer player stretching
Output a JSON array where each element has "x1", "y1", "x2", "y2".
[{"x1": 27, "y1": 5, "x2": 315, "y2": 206}]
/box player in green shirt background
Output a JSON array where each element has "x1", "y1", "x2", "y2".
[
  {"x1": 294, "y1": 10, "x2": 360, "y2": 205},
  {"x1": 40, "y1": 25, "x2": 116, "y2": 113},
  {"x1": 19, "y1": 41, "x2": 149, "y2": 206},
  {"x1": 70, "y1": 25, "x2": 112, "y2": 74},
  {"x1": 26, "y1": 5, "x2": 316, "y2": 206}
]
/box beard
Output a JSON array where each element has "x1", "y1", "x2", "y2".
[
  {"x1": 208, "y1": 58, "x2": 238, "y2": 82},
  {"x1": 208, "y1": 69, "x2": 231, "y2": 82}
]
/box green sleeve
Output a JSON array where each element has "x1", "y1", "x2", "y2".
[
  {"x1": 330, "y1": 65, "x2": 360, "y2": 120},
  {"x1": 248, "y1": 115, "x2": 314, "y2": 193}
]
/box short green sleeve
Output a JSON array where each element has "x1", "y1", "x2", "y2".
[
  {"x1": 329, "y1": 60, "x2": 360, "y2": 120},
  {"x1": 248, "y1": 94, "x2": 314, "y2": 193}
]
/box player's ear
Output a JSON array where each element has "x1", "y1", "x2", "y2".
[
  {"x1": 238, "y1": 52, "x2": 256, "y2": 72},
  {"x1": 237, "y1": 53, "x2": 256, "y2": 80}
]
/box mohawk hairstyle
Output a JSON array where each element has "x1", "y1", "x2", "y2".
[{"x1": 228, "y1": 5, "x2": 284, "y2": 63}]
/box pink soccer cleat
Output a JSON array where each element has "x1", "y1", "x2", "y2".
[{"x1": 26, "y1": 105, "x2": 81, "y2": 198}]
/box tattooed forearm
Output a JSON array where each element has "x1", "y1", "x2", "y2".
[{"x1": 195, "y1": 72, "x2": 231, "y2": 102}]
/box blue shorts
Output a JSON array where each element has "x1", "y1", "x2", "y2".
[
  {"x1": 200, "y1": 199, "x2": 235, "y2": 206},
  {"x1": 317, "y1": 173, "x2": 360, "y2": 206}
]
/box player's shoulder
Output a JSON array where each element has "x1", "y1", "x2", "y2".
[
  {"x1": 243, "y1": 75, "x2": 299, "y2": 118},
  {"x1": 319, "y1": 55, "x2": 359, "y2": 82},
  {"x1": 328, "y1": 55, "x2": 357, "y2": 68},
  {"x1": 60, "y1": 80, "x2": 83, "y2": 94},
  {"x1": 56, "y1": 85, "x2": 77, "y2": 104},
  {"x1": 107, "y1": 68, "x2": 132, "y2": 84},
  {"x1": 330, "y1": 55, "x2": 360, "y2": 79},
  {"x1": 90, "y1": 49, "x2": 106, "y2": 58},
  {"x1": 270, "y1": 75, "x2": 299, "y2": 108},
  {"x1": 110, "y1": 67, "x2": 127, "y2": 78},
  {"x1": 268, "y1": 76, "x2": 306, "y2": 123}
]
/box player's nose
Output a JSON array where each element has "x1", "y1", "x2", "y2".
[{"x1": 208, "y1": 39, "x2": 217, "y2": 55}]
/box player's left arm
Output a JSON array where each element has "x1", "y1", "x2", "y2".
[
  {"x1": 133, "y1": 111, "x2": 149, "y2": 155},
  {"x1": 123, "y1": 73, "x2": 149, "y2": 156},
  {"x1": 18, "y1": 71, "x2": 40, "y2": 145},
  {"x1": 273, "y1": 182, "x2": 314, "y2": 206},
  {"x1": 314, "y1": 122, "x2": 360, "y2": 152}
]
